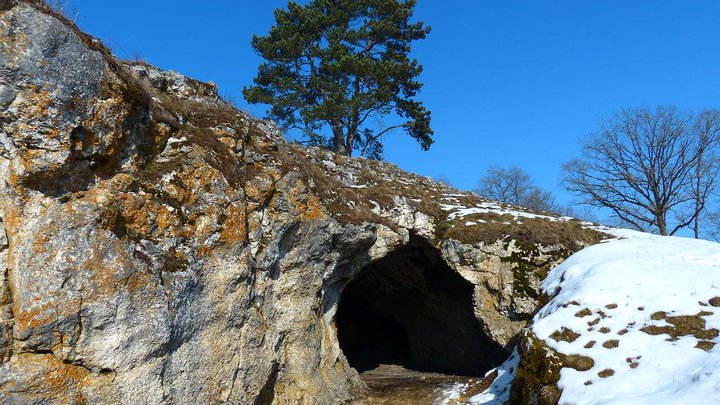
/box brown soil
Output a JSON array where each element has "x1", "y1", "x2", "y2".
[{"x1": 351, "y1": 364, "x2": 481, "y2": 405}]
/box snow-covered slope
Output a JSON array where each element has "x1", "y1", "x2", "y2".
[{"x1": 468, "y1": 229, "x2": 720, "y2": 404}]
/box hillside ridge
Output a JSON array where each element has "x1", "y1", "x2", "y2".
[{"x1": 0, "y1": 2, "x2": 606, "y2": 403}]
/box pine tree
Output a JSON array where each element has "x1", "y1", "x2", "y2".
[{"x1": 243, "y1": 0, "x2": 433, "y2": 158}]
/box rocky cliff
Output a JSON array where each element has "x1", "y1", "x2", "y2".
[{"x1": 0, "y1": 2, "x2": 604, "y2": 403}]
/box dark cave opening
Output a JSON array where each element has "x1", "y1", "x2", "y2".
[{"x1": 336, "y1": 236, "x2": 508, "y2": 376}]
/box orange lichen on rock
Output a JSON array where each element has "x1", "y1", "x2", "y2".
[
  {"x1": 14, "y1": 300, "x2": 56, "y2": 331},
  {"x1": 285, "y1": 177, "x2": 327, "y2": 222},
  {"x1": 0, "y1": 353, "x2": 103, "y2": 403},
  {"x1": 0, "y1": 22, "x2": 30, "y2": 65},
  {"x1": 299, "y1": 194, "x2": 325, "y2": 221},
  {"x1": 219, "y1": 203, "x2": 247, "y2": 244},
  {"x1": 28, "y1": 85, "x2": 53, "y2": 119}
]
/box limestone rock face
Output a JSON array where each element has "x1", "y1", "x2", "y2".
[{"x1": 0, "y1": 2, "x2": 605, "y2": 403}]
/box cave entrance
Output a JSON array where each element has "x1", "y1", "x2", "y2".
[{"x1": 335, "y1": 236, "x2": 508, "y2": 376}]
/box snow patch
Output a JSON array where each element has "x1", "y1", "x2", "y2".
[
  {"x1": 440, "y1": 201, "x2": 559, "y2": 222},
  {"x1": 532, "y1": 229, "x2": 720, "y2": 404},
  {"x1": 441, "y1": 349, "x2": 519, "y2": 405}
]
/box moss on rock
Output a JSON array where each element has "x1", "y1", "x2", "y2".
[{"x1": 510, "y1": 330, "x2": 564, "y2": 405}]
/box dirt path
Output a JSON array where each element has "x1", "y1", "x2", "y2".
[{"x1": 350, "y1": 364, "x2": 490, "y2": 405}]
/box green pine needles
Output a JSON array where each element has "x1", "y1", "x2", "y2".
[{"x1": 243, "y1": 0, "x2": 434, "y2": 158}]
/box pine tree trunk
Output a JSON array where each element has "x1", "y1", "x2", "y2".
[
  {"x1": 332, "y1": 125, "x2": 348, "y2": 155},
  {"x1": 345, "y1": 130, "x2": 356, "y2": 157}
]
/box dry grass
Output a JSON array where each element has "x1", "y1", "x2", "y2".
[
  {"x1": 565, "y1": 355, "x2": 594, "y2": 371},
  {"x1": 597, "y1": 369, "x2": 615, "y2": 378},
  {"x1": 183, "y1": 126, "x2": 244, "y2": 184},
  {"x1": 602, "y1": 339, "x2": 619, "y2": 349},
  {"x1": 575, "y1": 308, "x2": 592, "y2": 317},
  {"x1": 534, "y1": 385, "x2": 561, "y2": 404},
  {"x1": 510, "y1": 331, "x2": 565, "y2": 404},
  {"x1": 641, "y1": 312, "x2": 719, "y2": 344},
  {"x1": 550, "y1": 327, "x2": 580, "y2": 343},
  {"x1": 650, "y1": 311, "x2": 667, "y2": 320},
  {"x1": 273, "y1": 145, "x2": 388, "y2": 226},
  {"x1": 443, "y1": 212, "x2": 605, "y2": 249},
  {"x1": 155, "y1": 93, "x2": 238, "y2": 129},
  {"x1": 446, "y1": 370, "x2": 499, "y2": 404},
  {"x1": 696, "y1": 341, "x2": 716, "y2": 351}
]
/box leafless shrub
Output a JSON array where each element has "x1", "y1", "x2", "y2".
[{"x1": 476, "y1": 166, "x2": 560, "y2": 213}]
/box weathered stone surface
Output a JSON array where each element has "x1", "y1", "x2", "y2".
[
  {"x1": 441, "y1": 238, "x2": 569, "y2": 345},
  {"x1": 0, "y1": 218, "x2": 11, "y2": 364},
  {"x1": 0, "y1": 2, "x2": 605, "y2": 403}
]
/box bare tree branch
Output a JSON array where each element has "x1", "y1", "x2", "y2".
[
  {"x1": 476, "y1": 166, "x2": 560, "y2": 213},
  {"x1": 562, "y1": 106, "x2": 718, "y2": 236}
]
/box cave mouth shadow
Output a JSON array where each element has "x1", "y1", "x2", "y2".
[{"x1": 335, "y1": 235, "x2": 508, "y2": 377}]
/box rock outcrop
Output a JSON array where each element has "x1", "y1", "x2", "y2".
[{"x1": 0, "y1": 2, "x2": 605, "y2": 403}]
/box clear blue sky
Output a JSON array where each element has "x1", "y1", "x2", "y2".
[{"x1": 63, "y1": 0, "x2": 720, "y2": 207}]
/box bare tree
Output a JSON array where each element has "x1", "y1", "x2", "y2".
[
  {"x1": 561, "y1": 205, "x2": 601, "y2": 224},
  {"x1": 703, "y1": 210, "x2": 720, "y2": 241},
  {"x1": 689, "y1": 110, "x2": 720, "y2": 238},
  {"x1": 476, "y1": 166, "x2": 559, "y2": 213},
  {"x1": 433, "y1": 175, "x2": 455, "y2": 187},
  {"x1": 561, "y1": 106, "x2": 713, "y2": 236}
]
